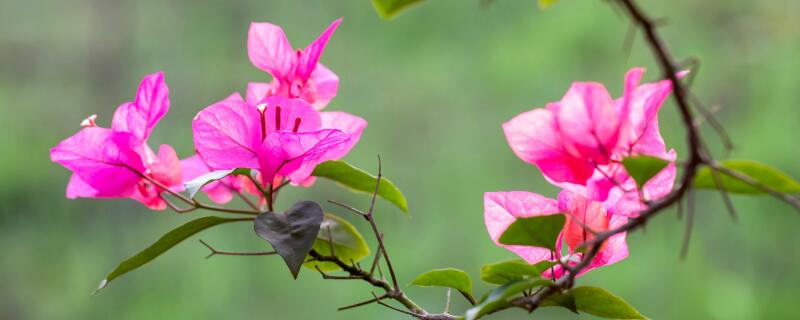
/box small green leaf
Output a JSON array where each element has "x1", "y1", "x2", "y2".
[
  {"x1": 571, "y1": 286, "x2": 646, "y2": 319},
  {"x1": 411, "y1": 268, "x2": 475, "y2": 304},
  {"x1": 96, "y1": 216, "x2": 246, "y2": 293},
  {"x1": 694, "y1": 160, "x2": 800, "y2": 194},
  {"x1": 480, "y1": 259, "x2": 557, "y2": 285},
  {"x1": 465, "y1": 278, "x2": 551, "y2": 320},
  {"x1": 184, "y1": 168, "x2": 250, "y2": 199},
  {"x1": 371, "y1": 0, "x2": 426, "y2": 19},
  {"x1": 304, "y1": 213, "x2": 370, "y2": 272},
  {"x1": 622, "y1": 155, "x2": 670, "y2": 188},
  {"x1": 498, "y1": 214, "x2": 566, "y2": 251},
  {"x1": 539, "y1": 0, "x2": 560, "y2": 9},
  {"x1": 254, "y1": 201, "x2": 324, "y2": 279},
  {"x1": 312, "y1": 160, "x2": 408, "y2": 213}
]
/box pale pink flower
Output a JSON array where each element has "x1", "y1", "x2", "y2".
[
  {"x1": 247, "y1": 19, "x2": 342, "y2": 110},
  {"x1": 503, "y1": 68, "x2": 679, "y2": 201},
  {"x1": 483, "y1": 190, "x2": 630, "y2": 277},
  {"x1": 50, "y1": 72, "x2": 182, "y2": 210}
]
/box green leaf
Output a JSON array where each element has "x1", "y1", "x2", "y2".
[
  {"x1": 540, "y1": 291, "x2": 578, "y2": 313},
  {"x1": 96, "y1": 216, "x2": 246, "y2": 293},
  {"x1": 254, "y1": 200, "x2": 324, "y2": 279},
  {"x1": 304, "y1": 213, "x2": 370, "y2": 272},
  {"x1": 539, "y1": 0, "x2": 560, "y2": 9},
  {"x1": 184, "y1": 168, "x2": 250, "y2": 199},
  {"x1": 498, "y1": 214, "x2": 566, "y2": 251},
  {"x1": 411, "y1": 268, "x2": 475, "y2": 304},
  {"x1": 622, "y1": 155, "x2": 670, "y2": 188},
  {"x1": 371, "y1": 0, "x2": 426, "y2": 20},
  {"x1": 465, "y1": 278, "x2": 551, "y2": 320},
  {"x1": 694, "y1": 160, "x2": 800, "y2": 194},
  {"x1": 571, "y1": 286, "x2": 646, "y2": 319},
  {"x1": 480, "y1": 259, "x2": 557, "y2": 285},
  {"x1": 312, "y1": 160, "x2": 408, "y2": 213}
]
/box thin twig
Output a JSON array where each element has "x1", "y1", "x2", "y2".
[{"x1": 198, "y1": 240, "x2": 276, "y2": 259}]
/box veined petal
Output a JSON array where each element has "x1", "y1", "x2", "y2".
[
  {"x1": 192, "y1": 96, "x2": 261, "y2": 170},
  {"x1": 503, "y1": 107, "x2": 594, "y2": 184},
  {"x1": 50, "y1": 127, "x2": 145, "y2": 197},
  {"x1": 319, "y1": 111, "x2": 366, "y2": 159},
  {"x1": 150, "y1": 144, "x2": 182, "y2": 189},
  {"x1": 557, "y1": 190, "x2": 609, "y2": 250},
  {"x1": 557, "y1": 82, "x2": 622, "y2": 163},
  {"x1": 66, "y1": 174, "x2": 99, "y2": 198},
  {"x1": 112, "y1": 72, "x2": 170, "y2": 141},
  {"x1": 246, "y1": 81, "x2": 280, "y2": 106},
  {"x1": 483, "y1": 191, "x2": 560, "y2": 264},
  {"x1": 259, "y1": 96, "x2": 321, "y2": 133},
  {"x1": 296, "y1": 18, "x2": 342, "y2": 82},
  {"x1": 303, "y1": 63, "x2": 339, "y2": 110},
  {"x1": 258, "y1": 129, "x2": 350, "y2": 185},
  {"x1": 248, "y1": 22, "x2": 296, "y2": 81}
]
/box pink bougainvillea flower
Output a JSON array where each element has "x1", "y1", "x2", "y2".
[
  {"x1": 483, "y1": 190, "x2": 629, "y2": 277},
  {"x1": 503, "y1": 68, "x2": 680, "y2": 201},
  {"x1": 247, "y1": 18, "x2": 342, "y2": 110},
  {"x1": 50, "y1": 72, "x2": 182, "y2": 210},
  {"x1": 192, "y1": 94, "x2": 366, "y2": 187}
]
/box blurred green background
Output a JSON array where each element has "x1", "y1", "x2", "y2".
[{"x1": 2, "y1": 0, "x2": 799, "y2": 319}]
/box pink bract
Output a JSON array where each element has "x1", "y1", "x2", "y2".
[
  {"x1": 192, "y1": 93, "x2": 366, "y2": 187},
  {"x1": 247, "y1": 19, "x2": 342, "y2": 110},
  {"x1": 50, "y1": 72, "x2": 183, "y2": 210},
  {"x1": 503, "y1": 67, "x2": 679, "y2": 202},
  {"x1": 483, "y1": 190, "x2": 630, "y2": 277}
]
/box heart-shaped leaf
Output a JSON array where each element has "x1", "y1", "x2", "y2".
[
  {"x1": 498, "y1": 214, "x2": 566, "y2": 251},
  {"x1": 312, "y1": 160, "x2": 408, "y2": 213},
  {"x1": 254, "y1": 200, "x2": 324, "y2": 278},
  {"x1": 480, "y1": 259, "x2": 557, "y2": 285},
  {"x1": 304, "y1": 213, "x2": 370, "y2": 272}
]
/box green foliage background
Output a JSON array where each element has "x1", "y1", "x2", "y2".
[{"x1": 1, "y1": 0, "x2": 799, "y2": 318}]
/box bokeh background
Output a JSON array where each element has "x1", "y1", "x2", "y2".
[{"x1": 2, "y1": 0, "x2": 799, "y2": 319}]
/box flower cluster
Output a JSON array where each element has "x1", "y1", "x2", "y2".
[
  {"x1": 51, "y1": 19, "x2": 365, "y2": 209},
  {"x1": 485, "y1": 68, "x2": 679, "y2": 276}
]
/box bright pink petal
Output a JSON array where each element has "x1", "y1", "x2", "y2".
[
  {"x1": 296, "y1": 18, "x2": 342, "y2": 81},
  {"x1": 66, "y1": 174, "x2": 99, "y2": 198},
  {"x1": 50, "y1": 127, "x2": 145, "y2": 197},
  {"x1": 483, "y1": 191, "x2": 561, "y2": 264},
  {"x1": 503, "y1": 107, "x2": 594, "y2": 184},
  {"x1": 246, "y1": 82, "x2": 280, "y2": 106},
  {"x1": 320, "y1": 111, "x2": 367, "y2": 159},
  {"x1": 303, "y1": 63, "x2": 339, "y2": 110},
  {"x1": 112, "y1": 72, "x2": 170, "y2": 141},
  {"x1": 556, "y1": 82, "x2": 623, "y2": 164},
  {"x1": 150, "y1": 144, "x2": 182, "y2": 188},
  {"x1": 248, "y1": 22, "x2": 296, "y2": 82},
  {"x1": 192, "y1": 96, "x2": 261, "y2": 170},
  {"x1": 258, "y1": 129, "x2": 350, "y2": 185},
  {"x1": 179, "y1": 154, "x2": 235, "y2": 204},
  {"x1": 259, "y1": 96, "x2": 321, "y2": 133},
  {"x1": 557, "y1": 190, "x2": 609, "y2": 250}
]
